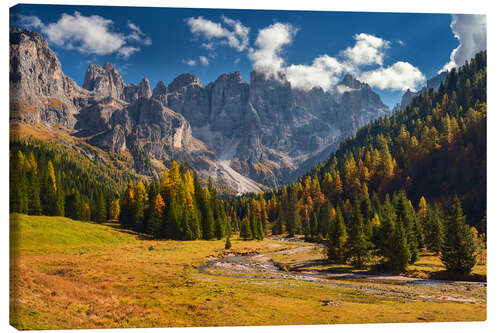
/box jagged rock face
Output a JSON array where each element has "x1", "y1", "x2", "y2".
[
  {"x1": 165, "y1": 74, "x2": 211, "y2": 128},
  {"x1": 123, "y1": 78, "x2": 152, "y2": 103},
  {"x1": 162, "y1": 70, "x2": 390, "y2": 187},
  {"x1": 85, "y1": 98, "x2": 213, "y2": 176},
  {"x1": 9, "y1": 28, "x2": 86, "y2": 127},
  {"x1": 152, "y1": 80, "x2": 167, "y2": 98},
  {"x1": 83, "y1": 63, "x2": 152, "y2": 103},
  {"x1": 83, "y1": 62, "x2": 126, "y2": 100}
]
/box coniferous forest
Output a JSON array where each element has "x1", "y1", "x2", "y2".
[{"x1": 10, "y1": 51, "x2": 486, "y2": 274}]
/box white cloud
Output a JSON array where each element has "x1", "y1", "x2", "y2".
[
  {"x1": 360, "y1": 61, "x2": 426, "y2": 92},
  {"x1": 184, "y1": 59, "x2": 197, "y2": 66},
  {"x1": 285, "y1": 55, "x2": 348, "y2": 91},
  {"x1": 247, "y1": 25, "x2": 424, "y2": 93},
  {"x1": 186, "y1": 16, "x2": 249, "y2": 52},
  {"x1": 126, "y1": 20, "x2": 152, "y2": 45},
  {"x1": 199, "y1": 55, "x2": 209, "y2": 66},
  {"x1": 117, "y1": 46, "x2": 140, "y2": 59},
  {"x1": 234, "y1": 58, "x2": 241, "y2": 65},
  {"x1": 17, "y1": 15, "x2": 44, "y2": 29},
  {"x1": 17, "y1": 12, "x2": 150, "y2": 59},
  {"x1": 248, "y1": 22, "x2": 297, "y2": 78},
  {"x1": 439, "y1": 14, "x2": 486, "y2": 73},
  {"x1": 201, "y1": 42, "x2": 214, "y2": 50},
  {"x1": 341, "y1": 33, "x2": 390, "y2": 66},
  {"x1": 336, "y1": 85, "x2": 358, "y2": 94},
  {"x1": 397, "y1": 40, "x2": 405, "y2": 46}
]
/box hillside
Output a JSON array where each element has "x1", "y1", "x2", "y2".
[{"x1": 10, "y1": 214, "x2": 135, "y2": 254}]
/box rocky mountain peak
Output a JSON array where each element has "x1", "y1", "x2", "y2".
[
  {"x1": 250, "y1": 70, "x2": 290, "y2": 88},
  {"x1": 215, "y1": 72, "x2": 243, "y2": 84},
  {"x1": 152, "y1": 80, "x2": 167, "y2": 98},
  {"x1": 138, "y1": 78, "x2": 152, "y2": 99},
  {"x1": 168, "y1": 73, "x2": 202, "y2": 93},
  {"x1": 83, "y1": 62, "x2": 125, "y2": 100},
  {"x1": 339, "y1": 74, "x2": 363, "y2": 89},
  {"x1": 10, "y1": 27, "x2": 83, "y2": 127}
]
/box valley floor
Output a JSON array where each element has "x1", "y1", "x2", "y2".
[{"x1": 10, "y1": 214, "x2": 486, "y2": 330}]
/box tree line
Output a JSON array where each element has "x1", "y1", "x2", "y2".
[
  {"x1": 10, "y1": 137, "x2": 137, "y2": 222},
  {"x1": 118, "y1": 161, "x2": 235, "y2": 240}
]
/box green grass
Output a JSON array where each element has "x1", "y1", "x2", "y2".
[
  {"x1": 10, "y1": 213, "x2": 135, "y2": 254},
  {"x1": 10, "y1": 214, "x2": 486, "y2": 329}
]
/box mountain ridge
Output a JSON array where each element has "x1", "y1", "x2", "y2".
[{"x1": 10, "y1": 27, "x2": 391, "y2": 194}]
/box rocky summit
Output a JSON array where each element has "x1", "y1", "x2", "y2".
[{"x1": 10, "y1": 27, "x2": 390, "y2": 194}]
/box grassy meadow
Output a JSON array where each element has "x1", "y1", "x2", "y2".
[{"x1": 10, "y1": 214, "x2": 486, "y2": 330}]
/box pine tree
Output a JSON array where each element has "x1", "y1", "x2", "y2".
[
  {"x1": 109, "y1": 199, "x2": 121, "y2": 221},
  {"x1": 65, "y1": 188, "x2": 83, "y2": 221},
  {"x1": 134, "y1": 181, "x2": 147, "y2": 231},
  {"x1": 286, "y1": 186, "x2": 301, "y2": 236},
  {"x1": 378, "y1": 195, "x2": 411, "y2": 272},
  {"x1": 240, "y1": 217, "x2": 252, "y2": 240},
  {"x1": 425, "y1": 205, "x2": 445, "y2": 253},
  {"x1": 318, "y1": 202, "x2": 334, "y2": 239},
  {"x1": 441, "y1": 197, "x2": 477, "y2": 274},
  {"x1": 119, "y1": 181, "x2": 136, "y2": 228},
  {"x1": 346, "y1": 200, "x2": 371, "y2": 268},
  {"x1": 42, "y1": 160, "x2": 59, "y2": 216},
  {"x1": 149, "y1": 193, "x2": 165, "y2": 237},
  {"x1": 10, "y1": 150, "x2": 29, "y2": 214},
  {"x1": 96, "y1": 190, "x2": 107, "y2": 222},
  {"x1": 225, "y1": 235, "x2": 232, "y2": 249},
  {"x1": 326, "y1": 204, "x2": 348, "y2": 263},
  {"x1": 394, "y1": 192, "x2": 420, "y2": 264}
]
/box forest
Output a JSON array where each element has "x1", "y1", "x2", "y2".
[{"x1": 10, "y1": 51, "x2": 486, "y2": 274}]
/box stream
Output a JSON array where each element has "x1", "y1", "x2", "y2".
[{"x1": 197, "y1": 239, "x2": 486, "y2": 303}]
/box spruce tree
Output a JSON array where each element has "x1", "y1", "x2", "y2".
[
  {"x1": 378, "y1": 195, "x2": 411, "y2": 272},
  {"x1": 225, "y1": 235, "x2": 232, "y2": 249},
  {"x1": 425, "y1": 205, "x2": 445, "y2": 253},
  {"x1": 326, "y1": 204, "x2": 348, "y2": 263},
  {"x1": 346, "y1": 200, "x2": 371, "y2": 268},
  {"x1": 441, "y1": 197, "x2": 477, "y2": 274},
  {"x1": 394, "y1": 192, "x2": 420, "y2": 264},
  {"x1": 96, "y1": 190, "x2": 107, "y2": 222}
]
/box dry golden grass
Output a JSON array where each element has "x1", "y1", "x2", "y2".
[{"x1": 10, "y1": 215, "x2": 486, "y2": 330}]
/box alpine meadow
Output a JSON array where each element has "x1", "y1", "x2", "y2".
[{"x1": 9, "y1": 5, "x2": 487, "y2": 330}]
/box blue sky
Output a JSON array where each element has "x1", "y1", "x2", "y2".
[{"x1": 10, "y1": 4, "x2": 486, "y2": 107}]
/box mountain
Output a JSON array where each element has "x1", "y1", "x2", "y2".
[
  {"x1": 394, "y1": 71, "x2": 448, "y2": 111},
  {"x1": 10, "y1": 27, "x2": 390, "y2": 194}
]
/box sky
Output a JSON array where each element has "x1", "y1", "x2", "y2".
[{"x1": 10, "y1": 4, "x2": 486, "y2": 108}]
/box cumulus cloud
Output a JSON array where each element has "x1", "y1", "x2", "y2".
[
  {"x1": 16, "y1": 12, "x2": 151, "y2": 59},
  {"x1": 341, "y1": 33, "x2": 390, "y2": 66},
  {"x1": 248, "y1": 22, "x2": 297, "y2": 78},
  {"x1": 186, "y1": 16, "x2": 249, "y2": 52},
  {"x1": 199, "y1": 55, "x2": 209, "y2": 66},
  {"x1": 359, "y1": 61, "x2": 426, "y2": 92},
  {"x1": 285, "y1": 55, "x2": 348, "y2": 91},
  {"x1": 439, "y1": 14, "x2": 486, "y2": 73}
]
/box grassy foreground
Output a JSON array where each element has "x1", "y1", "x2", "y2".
[{"x1": 10, "y1": 214, "x2": 486, "y2": 330}]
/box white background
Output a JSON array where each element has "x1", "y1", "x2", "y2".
[{"x1": 1, "y1": 1, "x2": 498, "y2": 332}]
